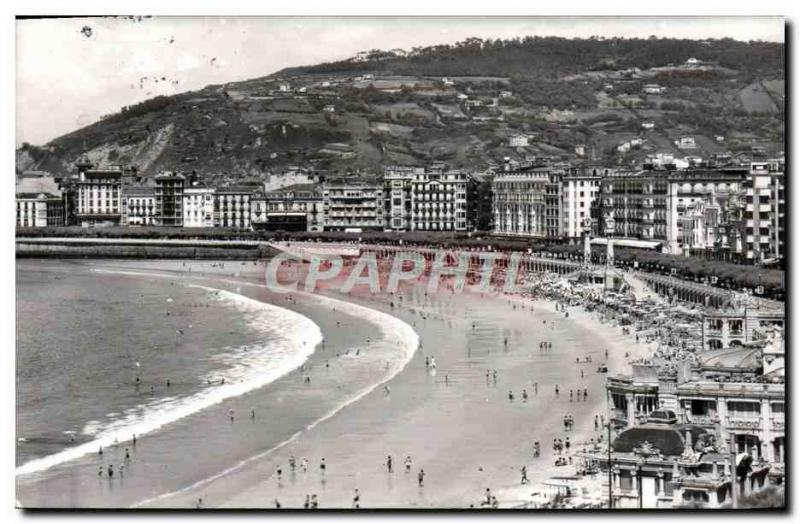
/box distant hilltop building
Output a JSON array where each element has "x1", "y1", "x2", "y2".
[
  {"x1": 676, "y1": 136, "x2": 697, "y2": 150},
  {"x1": 509, "y1": 135, "x2": 530, "y2": 147},
  {"x1": 643, "y1": 84, "x2": 666, "y2": 95}
]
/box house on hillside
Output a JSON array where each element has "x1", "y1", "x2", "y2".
[
  {"x1": 318, "y1": 143, "x2": 355, "y2": 159},
  {"x1": 442, "y1": 77, "x2": 455, "y2": 87},
  {"x1": 499, "y1": 90, "x2": 513, "y2": 98},
  {"x1": 278, "y1": 83, "x2": 291, "y2": 92},
  {"x1": 509, "y1": 135, "x2": 529, "y2": 147},
  {"x1": 322, "y1": 105, "x2": 336, "y2": 113},
  {"x1": 642, "y1": 122, "x2": 656, "y2": 130},
  {"x1": 675, "y1": 136, "x2": 697, "y2": 150},
  {"x1": 643, "y1": 84, "x2": 666, "y2": 95}
]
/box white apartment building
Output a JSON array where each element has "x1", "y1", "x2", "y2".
[
  {"x1": 183, "y1": 187, "x2": 215, "y2": 228},
  {"x1": 16, "y1": 174, "x2": 64, "y2": 228},
  {"x1": 74, "y1": 159, "x2": 123, "y2": 227},
  {"x1": 384, "y1": 167, "x2": 417, "y2": 232},
  {"x1": 384, "y1": 166, "x2": 473, "y2": 232},
  {"x1": 561, "y1": 171, "x2": 602, "y2": 239},
  {"x1": 253, "y1": 184, "x2": 324, "y2": 232},
  {"x1": 492, "y1": 163, "x2": 565, "y2": 239},
  {"x1": 743, "y1": 161, "x2": 785, "y2": 263},
  {"x1": 122, "y1": 186, "x2": 156, "y2": 226},
  {"x1": 322, "y1": 179, "x2": 384, "y2": 231},
  {"x1": 214, "y1": 186, "x2": 254, "y2": 228}
]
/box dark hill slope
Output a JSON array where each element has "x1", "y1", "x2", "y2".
[{"x1": 17, "y1": 37, "x2": 784, "y2": 180}]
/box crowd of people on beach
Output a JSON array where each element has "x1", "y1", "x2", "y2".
[{"x1": 101, "y1": 249, "x2": 741, "y2": 510}]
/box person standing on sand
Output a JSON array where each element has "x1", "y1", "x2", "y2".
[
  {"x1": 405, "y1": 455, "x2": 412, "y2": 473},
  {"x1": 386, "y1": 455, "x2": 393, "y2": 473},
  {"x1": 508, "y1": 390, "x2": 514, "y2": 402},
  {"x1": 302, "y1": 457, "x2": 308, "y2": 472},
  {"x1": 521, "y1": 465, "x2": 528, "y2": 484},
  {"x1": 522, "y1": 389, "x2": 528, "y2": 402},
  {"x1": 320, "y1": 458, "x2": 326, "y2": 475},
  {"x1": 555, "y1": 385, "x2": 559, "y2": 396},
  {"x1": 310, "y1": 494, "x2": 318, "y2": 509},
  {"x1": 274, "y1": 499, "x2": 281, "y2": 509},
  {"x1": 352, "y1": 489, "x2": 360, "y2": 508},
  {"x1": 303, "y1": 495, "x2": 310, "y2": 509},
  {"x1": 418, "y1": 468, "x2": 425, "y2": 487}
]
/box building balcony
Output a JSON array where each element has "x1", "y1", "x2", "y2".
[
  {"x1": 726, "y1": 417, "x2": 762, "y2": 430},
  {"x1": 687, "y1": 414, "x2": 717, "y2": 426}
]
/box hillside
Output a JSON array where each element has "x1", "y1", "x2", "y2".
[{"x1": 16, "y1": 37, "x2": 785, "y2": 180}]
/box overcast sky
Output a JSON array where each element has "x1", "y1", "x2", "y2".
[{"x1": 16, "y1": 16, "x2": 784, "y2": 146}]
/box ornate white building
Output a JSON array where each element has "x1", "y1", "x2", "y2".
[
  {"x1": 74, "y1": 157, "x2": 123, "y2": 227},
  {"x1": 492, "y1": 163, "x2": 566, "y2": 238},
  {"x1": 384, "y1": 165, "x2": 473, "y2": 232},
  {"x1": 183, "y1": 186, "x2": 215, "y2": 228}
]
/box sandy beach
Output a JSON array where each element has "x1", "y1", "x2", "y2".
[{"x1": 17, "y1": 257, "x2": 652, "y2": 509}]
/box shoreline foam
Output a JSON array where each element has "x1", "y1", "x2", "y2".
[{"x1": 16, "y1": 282, "x2": 323, "y2": 478}]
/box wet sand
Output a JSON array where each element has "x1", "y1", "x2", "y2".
[
  {"x1": 18, "y1": 258, "x2": 652, "y2": 509},
  {"x1": 137, "y1": 260, "x2": 650, "y2": 508}
]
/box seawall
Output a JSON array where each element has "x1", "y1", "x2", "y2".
[{"x1": 16, "y1": 239, "x2": 277, "y2": 260}]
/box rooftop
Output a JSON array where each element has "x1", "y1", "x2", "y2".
[
  {"x1": 16, "y1": 175, "x2": 61, "y2": 198},
  {"x1": 697, "y1": 347, "x2": 761, "y2": 371}
]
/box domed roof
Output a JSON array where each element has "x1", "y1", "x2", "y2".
[{"x1": 612, "y1": 424, "x2": 708, "y2": 456}]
